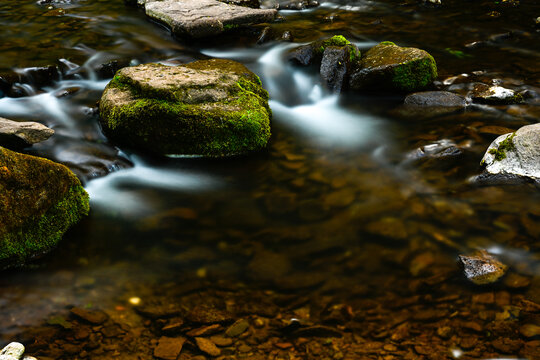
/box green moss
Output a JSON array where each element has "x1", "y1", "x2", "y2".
[
  {"x1": 322, "y1": 35, "x2": 350, "y2": 47},
  {"x1": 0, "y1": 148, "x2": 89, "y2": 268},
  {"x1": 489, "y1": 132, "x2": 516, "y2": 161},
  {"x1": 379, "y1": 41, "x2": 396, "y2": 46},
  {"x1": 100, "y1": 60, "x2": 271, "y2": 156},
  {"x1": 391, "y1": 54, "x2": 438, "y2": 92},
  {"x1": 223, "y1": 23, "x2": 239, "y2": 30}
]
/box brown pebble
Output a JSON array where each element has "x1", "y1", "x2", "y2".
[
  {"x1": 195, "y1": 337, "x2": 221, "y2": 357},
  {"x1": 275, "y1": 342, "x2": 293, "y2": 349},
  {"x1": 154, "y1": 336, "x2": 186, "y2": 360},
  {"x1": 186, "y1": 324, "x2": 222, "y2": 337},
  {"x1": 472, "y1": 292, "x2": 495, "y2": 304},
  {"x1": 209, "y1": 335, "x2": 233, "y2": 347},
  {"x1": 70, "y1": 307, "x2": 108, "y2": 325},
  {"x1": 462, "y1": 321, "x2": 483, "y2": 332},
  {"x1": 520, "y1": 324, "x2": 540, "y2": 338}
]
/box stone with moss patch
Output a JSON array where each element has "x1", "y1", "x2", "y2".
[
  {"x1": 479, "y1": 123, "x2": 540, "y2": 183},
  {"x1": 471, "y1": 84, "x2": 523, "y2": 105},
  {"x1": 0, "y1": 147, "x2": 90, "y2": 269},
  {"x1": 288, "y1": 35, "x2": 359, "y2": 66},
  {"x1": 349, "y1": 42, "x2": 437, "y2": 93},
  {"x1": 99, "y1": 59, "x2": 271, "y2": 157}
]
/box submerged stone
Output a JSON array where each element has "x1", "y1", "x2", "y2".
[
  {"x1": 0, "y1": 117, "x2": 54, "y2": 149},
  {"x1": 349, "y1": 42, "x2": 437, "y2": 93},
  {"x1": 479, "y1": 123, "x2": 540, "y2": 183},
  {"x1": 145, "y1": 0, "x2": 277, "y2": 38},
  {"x1": 0, "y1": 147, "x2": 89, "y2": 269},
  {"x1": 404, "y1": 91, "x2": 466, "y2": 107},
  {"x1": 99, "y1": 59, "x2": 271, "y2": 157},
  {"x1": 458, "y1": 250, "x2": 507, "y2": 285}
]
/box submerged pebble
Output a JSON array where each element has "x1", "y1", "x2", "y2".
[{"x1": 458, "y1": 250, "x2": 508, "y2": 285}]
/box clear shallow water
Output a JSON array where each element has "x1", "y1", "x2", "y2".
[{"x1": 1, "y1": 0, "x2": 540, "y2": 359}]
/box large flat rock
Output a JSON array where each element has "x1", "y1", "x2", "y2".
[
  {"x1": 145, "y1": 0, "x2": 277, "y2": 38},
  {"x1": 99, "y1": 59, "x2": 271, "y2": 157},
  {"x1": 0, "y1": 117, "x2": 54, "y2": 149}
]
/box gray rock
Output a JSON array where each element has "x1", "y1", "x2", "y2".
[
  {"x1": 480, "y1": 123, "x2": 540, "y2": 182},
  {"x1": 278, "y1": 0, "x2": 319, "y2": 10},
  {"x1": 99, "y1": 59, "x2": 271, "y2": 156},
  {"x1": 218, "y1": 0, "x2": 261, "y2": 8},
  {"x1": 145, "y1": 0, "x2": 277, "y2": 38},
  {"x1": 471, "y1": 83, "x2": 522, "y2": 105},
  {"x1": 404, "y1": 91, "x2": 466, "y2": 107},
  {"x1": 458, "y1": 250, "x2": 507, "y2": 285},
  {"x1": 320, "y1": 47, "x2": 350, "y2": 93},
  {"x1": 0, "y1": 117, "x2": 54, "y2": 148},
  {"x1": 0, "y1": 342, "x2": 25, "y2": 360},
  {"x1": 349, "y1": 41, "x2": 437, "y2": 93}
]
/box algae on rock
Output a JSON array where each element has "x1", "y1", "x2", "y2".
[
  {"x1": 349, "y1": 41, "x2": 437, "y2": 93},
  {"x1": 99, "y1": 59, "x2": 272, "y2": 157},
  {"x1": 0, "y1": 147, "x2": 90, "y2": 269}
]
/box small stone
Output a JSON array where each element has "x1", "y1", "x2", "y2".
[
  {"x1": 186, "y1": 305, "x2": 234, "y2": 324},
  {"x1": 404, "y1": 91, "x2": 466, "y2": 107},
  {"x1": 0, "y1": 117, "x2": 54, "y2": 148},
  {"x1": 519, "y1": 299, "x2": 540, "y2": 313},
  {"x1": 195, "y1": 337, "x2": 221, "y2": 357},
  {"x1": 154, "y1": 336, "x2": 186, "y2": 360},
  {"x1": 520, "y1": 324, "x2": 540, "y2": 338},
  {"x1": 70, "y1": 307, "x2": 108, "y2": 325},
  {"x1": 209, "y1": 335, "x2": 233, "y2": 347},
  {"x1": 471, "y1": 83, "x2": 522, "y2": 104},
  {"x1": 186, "y1": 324, "x2": 222, "y2": 337},
  {"x1": 237, "y1": 344, "x2": 252, "y2": 352},
  {"x1": 225, "y1": 319, "x2": 250, "y2": 337},
  {"x1": 458, "y1": 250, "x2": 507, "y2": 285},
  {"x1": 491, "y1": 337, "x2": 522, "y2": 353},
  {"x1": 462, "y1": 321, "x2": 483, "y2": 332},
  {"x1": 0, "y1": 343, "x2": 25, "y2": 359},
  {"x1": 437, "y1": 326, "x2": 452, "y2": 339},
  {"x1": 472, "y1": 292, "x2": 495, "y2": 304}
]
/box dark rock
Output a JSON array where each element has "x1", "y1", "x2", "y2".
[
  {"x1": 256, "y1": 26, "x2": 272, "y2": 44},
  {"x1": 70, "y1": 307, "x2": 109, "y2": 325},
  {"x1": 145, "y1": 0, "x2": 277, "y2": 38},
  {"x1": 320, "y1": 45, "x2": 355, "y2": 92},
  {"x1": 225, "y1": 319, "x2": 250, "y2": 337},
  {"x1": 281, "y1": 30, "x2": 293, "y2": 41},
  {"x1": 349, "y1": 41, "x2": 437, "y2": 93},
  {"x1": 186, "y1": 304, "x2": 234, "y2": 324},
  {"x1": 278, "y1": 0, "x2": 319, "y2": 10},
  {"x1": 218, "y1": 0, "x2": 261, "y2": 8},
  {"x1": 404, "y1": 91, "x2": 466, "y2": 107},
  {"x1": 288, "y1": 44, "x2": 316, "y2": 66},
  {"x1": 0, "y1": 148, "x2": 89, "y2": 269},
  {"x1": 458, "y1": 250, "x2": 507, "y2": 285},
  {"x1": 292, "y1": 325, "x2": 342, "y2": 338}
]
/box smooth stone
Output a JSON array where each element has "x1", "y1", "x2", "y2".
[
  {"x1": 195, "y1": 337, "x2": 221, "y2": 357},
  {"x1": 458, "y1": 250, "x2": 507, "y2": 285},
  {"x1": 349, "y1": 41, "x2": 437, "y2": 93},
  {"x1": 0, "y1": 117, "x2": 54, "y2": 148},
  {"x1": 404, "y1": 91, "x2": 466, "y2": 107},
  {"x1": 70, "y1": 307, "x2": 108, "y2": 325},
  {"x1": 154, "y1": 336, "x2": 186, "y2": 360},
  {"x1": 225, "y1": 319, "x2": 250, "y2": 337},
  {"x1": 145, "y1": 0, "x2": 276, "y2": 38},
  {"x1": 0, "y1": 343, "x2": 25, "y2": 359},
  {"x1": 479, "y1": 123, "x2": 540, "y2": 182}
]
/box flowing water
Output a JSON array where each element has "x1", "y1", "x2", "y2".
[{"x1": 1, "y1": 0, "x2": 540, "y2": 359}]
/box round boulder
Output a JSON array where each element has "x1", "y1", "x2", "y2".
[
  {"x1": 479, "y1": 123, "x2": 540, "y2": 182},
  {"x1": 0, "y1": 147, "x2": 90, "y2": 269},
  {"x1": 99, "y1": 59, "x2": 271, "y2": 157},
  {"x1": 349, "y1": 41, "x2": 437, "y2": 93}
]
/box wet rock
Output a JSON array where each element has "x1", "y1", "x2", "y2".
[
  {"x1": 218, "y1": 0, "x2": 261, "y2": 8},
  {"x1": 471, "y1": 83, "x2": 523, "y2": 105},
  {"x1": 478, "y1": 123, "x2": 540, "y2": 182},
  {"x1": 503, "y1": 273, "x2": 531, "y2": 288},
  {"x1": 320, "y1": 46, "x2": 354, "y2": 93},
  {"x1": 349, "y1": 41, "x2": 437, "y2": 93},
  {"x1": 406, "y1": 139, "x2": 464, "y2": 163},
  {"x1": 366, "y1": 217, "x2": 408, "y2": 240},
  {"x1": 404, "y1": 91, "x2": 466, "y2": 107},
  {"x1": 0, "y1": 117, "x2": 54, "y2": 149},
  {"x1": 292, "y1": 325, "x2": 342, "y2": 338},
  {"x1": 519, "y1": 324, "x2": 540, "y2": 339},
  {"x1": 278, "y1": 0, "x2": 319, "y2": 10},
  {"x1": 0, "y1": 343, "x2": 25, "y2": 359},
  {"x1": 195, "y1": 337, "x2": 221, "y2": 357},
  {"x1": 99, "y1": 59, "x2": 271, "y2": 156},
  {"x1": 186, "y1": 324, "x2": 222, "y2": 337},
  {"x1": 70, "y1": 307, "x2": 108, "y2": 325},
  {"x1": 225, "y1": 319, "x2": 250, "y2": 337},
  {"x1": 186, "y1": 304, "x2": 234, "y2": 324},
  {"x1": 458, "y1": 250, "x2": 507, "y2": 285},
  {"x1": 491, "y1": 337, "x2": 522, "y2": 353},
  {"x1": 289, "y1": 35, "x2": 359, "y2": 69},
  {"x1": 145, "y1": 0, "x2": 276, "y2": 38},
  {"x1": 0, "y1": 147, "x2": 89, "y2": 269},
  {"x1": 154, "y1": 336, "x2": 186, "y2": 360}
]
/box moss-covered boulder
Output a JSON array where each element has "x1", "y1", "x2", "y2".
[
  {"x1": 349, "y1": 41, "x2": 437, "y2": 93},
  {"x1": 0, "y1": 147, "x2": 90, "y2": 269},
  {"x1": 288, "y1": 35, "x2": 359, "y2": 67},
  {"x1": 99, "y1": 59, "x2": 271, "y2": 157}
]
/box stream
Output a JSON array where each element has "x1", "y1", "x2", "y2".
[{"x1": 1, "y1": 0, "x2": 540, "y2": 359}]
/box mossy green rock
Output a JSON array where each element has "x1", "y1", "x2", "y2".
[
  {"x1": 99, "y1": 59, "x2": 271, "y2": 156},
  {"x1": 0, "y1": 147, "x2": 90, "y2": 269},
  {"x1": 349, "y1": 42, "x2": 437, "y2": 93}
]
